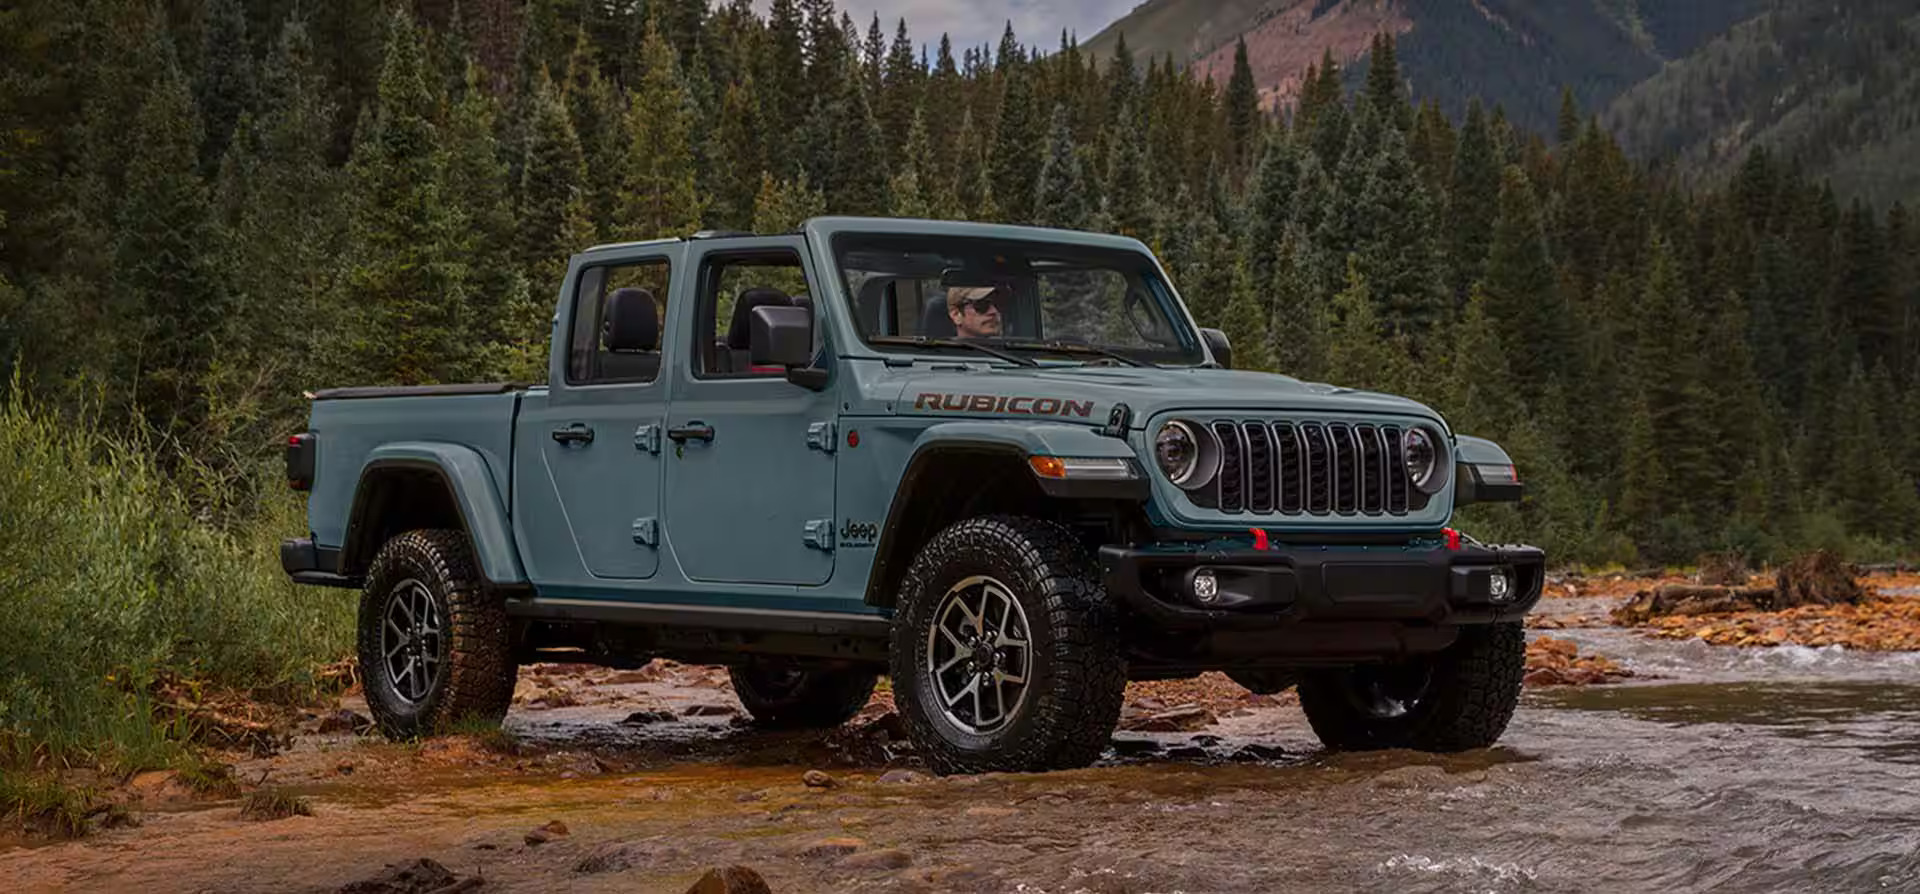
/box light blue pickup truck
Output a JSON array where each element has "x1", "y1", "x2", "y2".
[{"x1": 283, "y1": 217, "x2": 1543, "y2": 774}]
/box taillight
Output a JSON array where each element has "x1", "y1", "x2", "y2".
[{"x1": 286, "y1": 433, "x2": 315, "y2": 491}]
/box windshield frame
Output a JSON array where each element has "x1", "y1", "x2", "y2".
[{"x1": 825, "y1": 229, "x2": 1208, "y2": 368}]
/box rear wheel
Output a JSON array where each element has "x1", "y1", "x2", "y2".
[
  {"x1": 728, "y1": 665, "x2": 877, "y2": 729},
  {"x1": 890, "y1": 516, "x2": 1126, "y2": 775},
  {"x1": 358, "y1": 530, "x2": 517, "y2": 739},
  {"x1": 1298, "y1": 622, "x2": 1524, "y2": 752}
]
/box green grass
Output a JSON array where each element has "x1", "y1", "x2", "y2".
[
  {"x1": 238, "y1": 787, "x2": 311, "y2": 821},
  {"x1": 0, "y1": 775, "x2": 97, "y2": 838},
  {"x1": 0, "y1": 387, "x2": 355, "y2": 773}
]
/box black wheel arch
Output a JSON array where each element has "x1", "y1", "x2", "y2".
[
  {"x1": 339, "y1": 459, "x2": 479, "y2": 579},
  {"x1": 862, "y1": 441, "x2": 1151, "y2": 609}
]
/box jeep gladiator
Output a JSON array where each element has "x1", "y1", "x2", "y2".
[{"x1": 283, "y1": 217, "x2": 1543, "y2": 773}]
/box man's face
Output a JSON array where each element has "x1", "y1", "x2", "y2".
[{"x1": 948, "y1": 288, "x2": 1005, "y2": 338}]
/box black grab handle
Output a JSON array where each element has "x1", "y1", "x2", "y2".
[
  {"x1": 667, "y1": 422, "x2": 715, "y2": 443},
  {"x1": 551, "y1": 423, "x2": 594, "y2": 445}
]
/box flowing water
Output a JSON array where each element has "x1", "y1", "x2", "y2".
[{"x1": 5, "y1": 608, "x2": 1918, "y2": 893}]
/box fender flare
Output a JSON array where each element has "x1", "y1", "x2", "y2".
[
  {"x1": 862, "y1": 422, "x2": 1145, "y2": 606},
  {"x1": 341, "y1": 442, "x2": 528, "y2": 585},
  {"x1": 1453, "y1": 435, "x2": 1524, "y2": 505}
]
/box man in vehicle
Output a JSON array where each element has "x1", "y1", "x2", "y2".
[{"x1": 946, "y1": 284, "x2": 1006, "y2": 338}]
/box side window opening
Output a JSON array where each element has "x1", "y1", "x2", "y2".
[
  {"x1": 697, "y1": 251, "x2": 810, "y2": 377},
  {"x1": 566, "y1": 259, "x2": 670, "y2": 385}
]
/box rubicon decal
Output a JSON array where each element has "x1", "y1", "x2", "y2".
[{"x1": 912, "y1": 393, "x2": 1095, "y2": 418}]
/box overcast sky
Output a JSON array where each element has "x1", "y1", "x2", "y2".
[{"x1": 744, "y1": 1, "x2": 1142, "y2": 57}]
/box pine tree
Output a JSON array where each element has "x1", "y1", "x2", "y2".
[
  {"x1": 1446, "y1": 99, "x2": 1501, "y2": 302},
  {"x1": 1321, "y1": 256, "x2": 1410, "y2": 395},
  {"x1": 991, "y1": 66, "x2": 1042, "y2": 223},
  {"x1": 1220, "y1": 256, "x2": 1275, "y2": 371},
  {"x1": 563, "y1": 26, "x2": 625, "y2": 238},
  {"x1": 762, "y1": 0, "x2": 808, "y2": 174},
  {"x1": 879, "y1": 18, "x2": 920, "y2": 164},
  {"x1": 1482, "y1": 165, "x2": 1571, "y2": 396},
  {"x1": 1224, "y1": 37, "x2": 1260, "y2": 178},
  {"x1": 1363, "y1": 33, "x2": 1405, "y2": 129},
  {"x1": 344, "y1": 7, "x2": 472, "y2": 386},
  {"x1": 706, "y1": 80, "x2": 763, "y2": 229},
  {"x1": 1408, "y1": 99, "x2": 1455, "y2": 195},
  {"x1": 1620, "y1": 233, "x2": 1718, "y2": 553},
  {"x1": 194, "y1": 0, "x2": 256, "y2": 177},
  {"x1": 1242, "y1": 129, "x2": 1299, "y2": 289},
  {"x1": 751, "y1": 170, "x2": 826, "y2": 233},
  {"x1": 1355, "y1": 125, "x2": 1447, "y2": 349},
  {"x1": 1033, "y1": 104, "x2": 1090, "y2": 230},
  {"x1": 111, "y1": 42, "x2": 227, "y2": 442},
  {"x1": 1555, "y1": 86, "x2": 1580, "y2": 146},
  {"x1": 619, "y1": 20, "x2": 704, "y2": 240},
  {"x1": 1268, "y1": 228, "x2": 1326, "y2": 378},
  {"x1": 515, "y1": 67, "x2": 590, "y2": 294},
  {"x1": 443, "y1": 61, "x2": 520, "y2": 349},
  {"x1": 1099, "y1": 110, "x2": 1152, "y2": 238}
]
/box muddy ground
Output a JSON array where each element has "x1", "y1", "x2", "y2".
[{"x1": 5, "y1": 578, "x2": 1919, "y2": 893}]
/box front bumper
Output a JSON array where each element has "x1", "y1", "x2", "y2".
[{"x1": 1098, "y1": 539, "x2": 1544, "y2": 630}]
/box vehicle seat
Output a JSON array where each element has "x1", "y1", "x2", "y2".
[
  {"x1": 600, "y1": 287, "x2": 660, "y2": 382},
  {"x1": 921, "y1": 296, "x2": 957, "y2": 337},
  {"x1": 724, "y1": 287, "x2": 791, "y2": 374}
]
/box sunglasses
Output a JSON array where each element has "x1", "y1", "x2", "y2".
[{"x1": 956, "y1": 295, "x2": 1005, "y2": 314}]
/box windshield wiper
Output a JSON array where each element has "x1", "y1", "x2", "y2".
[
  {"x1": 999, "y1": 340, "x2": 1153, "y2": 368},
  {"x1": 869, "y1": 336, "x2": 1040, "y2": 367}
]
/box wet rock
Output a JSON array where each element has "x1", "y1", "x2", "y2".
[
  {"x1": 621, "y1": 709, "x2": 677, "y2": 725},
  {"x1": 735, "y1": 789, "x2": 768, "y2": 802},
  {"x1": 877, "y1": 769, "x2": 928, "y2": 784},
  {"x1": 802, "y1": 769, "x2": 838, "y2": 788},
  {"x1": 1188, "y1": 733, "x2": 1223, "y2": 747},
  {"x1": 1120, "y1": 704, "x2": 1216, "y2": 733},
  {"x1": 841, "y1": 847, "x2": 913, "y2": 870},
  {"x1": 799, "y1": 836, "x2": 866, "y2": 859},
  {"x1": 683, "y1": 703, "x2": 739, "y2": 717},
  {"x1": 963, "y1": 806, "x2": 1017, "y2": 818},
  {"x1": 1230, "y1": 743, "x2": 1289, "y2": 762},
  {"x1": 1109, "y1": 738, "x2": 1161, "y2": 758},
  {"x1": 574, "y1": 842, "x2": 644, "y2": 874},
  {"x1": 317, "y1": 709, "x2": 373, "y2": 735},
  {"x1": 525, "y1": 819, "x2": 570, "y2": 845},
  {"x1": 857, "y1": 711, "x2": 907, "y2": 740},
  {"x1": 335, "y1": 858, "x2": 457, "y2": 893},
  {"x1": 1162, "y1": 745, "x2": 1209, "y2": 761},
  {"x1": 686, "y1": 866, "x2": 773, "y2": 894}
]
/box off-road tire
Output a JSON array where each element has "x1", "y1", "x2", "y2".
[
  {"x1": 1298, "y1": 622, "x2": 1524, "y2": 752},
  {"x1": 358, "y1": 529, "x2": 517, "y2": 739},
  {"x1": 890, "y1": 515, "x2": 1126, "y2": 775},
  {"x1": 728, "y1": 666, "x2": 878, "y2": 729}
]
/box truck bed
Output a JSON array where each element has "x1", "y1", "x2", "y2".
[{"x1": 305, "y1": 389, "x2": 525, "y2": 554}]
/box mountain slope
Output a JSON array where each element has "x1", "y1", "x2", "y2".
[
  {"x1": 1083, "y1": 0, "x2": 1763, "y2": 134},
  {"x1": 1602, "y1": 0, "x2": 1920, "y2": 209}
]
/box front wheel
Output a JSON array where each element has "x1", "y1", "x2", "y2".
[
  {"x1": 1297, "y1": 622, "x2": 1524, "y2": 752},
  {"x1": 357, "y1": 529, "x2": 517, "y2": 739},
  {"x1": 890, "y1": 516, "x2": 1126, "y2": 775}
]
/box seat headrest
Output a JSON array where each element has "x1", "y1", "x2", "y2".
[
  {"x1": 921, "y1": 296, "x2": 957, "y2": 337},
  {"x1": 728, "y1": 287, "x2": 790, "y2": 348},
  {"x1": 606, "y1": 287, "x2": 658, "y2": 352}
]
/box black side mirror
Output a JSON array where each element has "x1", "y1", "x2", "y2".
[
  {"x1": 750, "y1": 305, "x2": 827, "y2": 390},
  {"x1": 1200, "y1": 327, "x2": 1233, "y2": 369}
]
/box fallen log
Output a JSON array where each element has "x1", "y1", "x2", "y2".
[
  {"x1": 1611, "y1": 584, "x2": 1774, "y2": 625},
  {"x1": 1773, "y1": 550, "x2": 1866, "y2": 609}
]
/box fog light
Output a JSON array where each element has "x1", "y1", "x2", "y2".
[
  {"x1": 1488, "y1": 569, "x2": 1513, "y2": 603},
  {"x1": 1192, "y1": 569, "x2": 1220, "y2": 604}
]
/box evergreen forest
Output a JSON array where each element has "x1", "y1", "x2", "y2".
[{"x1": 2, "y1": 0, "x2": 1917, "y2": 570}]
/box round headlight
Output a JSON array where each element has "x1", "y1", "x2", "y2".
[
  {"x1": 1401, "y1": 426, "x2": 1449, "y2": 494},
  {"x1": 1154, "y1": 420, "x2": 1216, "y2": 489}
]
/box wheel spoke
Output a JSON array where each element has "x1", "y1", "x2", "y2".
[
  {"x1": 970, "y1": 679, "x2": 986, "y2": 725},
  {"x1": 996, "y1": 668, "x2": 1026, "y2": 686},
  {"x1": 936, "y1": 651, "x2": 968, "y2": 675},
  {"x1": 945, "y1": 674, "x2": 979, "y2": 710}
]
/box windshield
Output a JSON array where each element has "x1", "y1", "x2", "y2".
[{"x1": 833, "y1": 233, "x2": 1204, "y2": 366}]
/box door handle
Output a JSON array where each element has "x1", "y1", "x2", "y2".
[
  {"x1": 551, "y1": 423, "x2": 595, "y2": 445},
  {"x1": 667, "y1": 422, "x2": 715, "y2": 444}
]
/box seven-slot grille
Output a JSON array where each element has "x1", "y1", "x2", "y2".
[{"x1": 1202, "y1": 420, "x2": 1421, "y2": 516}]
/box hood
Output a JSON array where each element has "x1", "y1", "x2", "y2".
[{"x1": 885, "y1": 364, "x2": 1444, "y2": 429}]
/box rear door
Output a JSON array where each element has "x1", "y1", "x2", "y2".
[
  {"x1": 661, "y1": 236, "x2": 839, "y2": 586},
  {"x1": 517, "y1": 249, "x2": 674, "y2": 582}
]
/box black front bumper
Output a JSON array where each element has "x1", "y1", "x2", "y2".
[{"x1": 1099, "y1": 540, "x2": 1545, "y2": 630}]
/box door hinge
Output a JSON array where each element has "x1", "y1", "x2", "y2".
[
  {"x1": 803, "y1": 518, "x2": 835, "y2": 551},
  {"x1": 631, "y1": 517, "x2": 659, "y2": 547},
  {"x1": 633, "y1": 423, "x2": 662, "y2": 455},
  {"x1": 806, "y1": 420, "x2": 838, "y2": 454}
]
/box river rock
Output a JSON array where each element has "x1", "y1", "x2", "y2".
[
  {"x1": 683, "y1": 703, "x2": 738, "y2": 717},
  {"x1": 877, "y1": 769, "x2": 928, "y2": 784},
  {"x1": 335, "y1": 858, "x2": 458, "y2": 893},
  {"x1": 525, "y1": 818, "x2": 569, "y2": 845},
  {"x1": 799, "y1": 836, "x2": 866, "y2": 859},
  {"x1": 841, "y1": 847, "x2": 913, "y2": 870},
  {"x1": 802, "y1": 769, "x2": 838, "y2": 788},
  {"x1": 686, "y1": 866, "x2": 774, "y2": 894},
  {"x1": 621, "y1": 709, "x2": 677, "y2": 725}
]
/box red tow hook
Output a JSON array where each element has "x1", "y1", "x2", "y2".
[
  {"x1": 1250, "y1": 528, "x2": 1270, "y2": 551},
  {"x1": 1444, "y1": 527, "x2": 1462, "y2": 551}
]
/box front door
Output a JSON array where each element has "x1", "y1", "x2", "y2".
[
  {"x1": 522, "y1": 251, "x2": 674, "y2": 581},
  {"x1": 661, "y1": 237, "x2": 838, "y2": 586}
]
